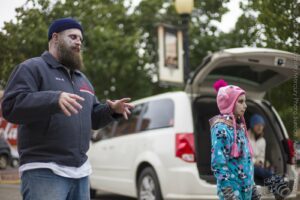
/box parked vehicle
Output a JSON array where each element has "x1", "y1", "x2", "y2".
[
  {"x1": 0, "y1": 90, "x2": 19, "y2": 169},
  {"x1": 88, "y1": 48, "x2": 300, "y2": 199},
  {"x1": 0, "y1": 138, "x2": 11, "y2": 169}
]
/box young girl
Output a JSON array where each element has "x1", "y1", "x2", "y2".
[{"x1": 209, "y1": 80, "x2": 260, "y2": 200}]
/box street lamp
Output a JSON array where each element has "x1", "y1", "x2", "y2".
[{"x1": 174, "y1": 0, "x2": 194, "y2": 83}]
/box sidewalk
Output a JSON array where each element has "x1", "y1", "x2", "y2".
[
  {"x1": 0, "y1": 184, "x2": 21, "y2": 200},
  {"x1": 0, "y1": 168, "x2": 20, "y2": 184}
]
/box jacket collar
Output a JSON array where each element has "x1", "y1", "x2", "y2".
[
  {"x1": 41, "y1": 51, "x2": 81, "y2": 75},
  {"x1": 209, "y1": 114, "x2": 244, "y2": 129}
]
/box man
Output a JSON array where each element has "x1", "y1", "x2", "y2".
[{"x1": 1, "y1": 18, "x2": 133, "y2": 200}]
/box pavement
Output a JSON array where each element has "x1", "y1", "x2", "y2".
[
  {"x1": 1, "y1": 167, "x2": 300, "y2": 200},
  {"x1": 0, "y1": 184, "x2": 134, "y2": 200},
  {"x1": 0, "y1": 184, "x2": 21, "y2": 200},
  {"x1": 0, "y1": 167, "x2": 134, "y2": 200},
  {"x1": 0, "y1": 167, "x2": 20, "y2": 185}
]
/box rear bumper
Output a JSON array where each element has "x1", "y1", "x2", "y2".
[
  {"x1": 162, "y1": 164, "x2": 298, "y2": 200},
  {"x1": 162, "y1": 164, "x2": 218, "y2": 199}
]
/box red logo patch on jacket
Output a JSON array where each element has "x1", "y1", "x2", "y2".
[{"x1": 79, "y1": 82, "x2": 94, "y2": 96}]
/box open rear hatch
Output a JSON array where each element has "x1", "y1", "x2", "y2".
[
  {"x1": 186, "y1": 48, "x2": 300, "y2": 99},
  {"x1": 187, "y1": 48, "x2": 300, "y2": 185}
]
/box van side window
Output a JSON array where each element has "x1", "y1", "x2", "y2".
[
  {"x1": 114, "y1": 104, "x2": 144, "y2": 137},
  {"x1": 140, "y1": 99, "x2": 174, "y2": 131},
  {"x1": 91, "y1": 122, "x2": 116, "y2": 142}
]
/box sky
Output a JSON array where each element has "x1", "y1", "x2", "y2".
[{"x1": 0, "y1": 0, "x2": 243, "y2": 33}]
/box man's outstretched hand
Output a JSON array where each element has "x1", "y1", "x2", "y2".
[{"x1": 107, "y1": 98, "x2": 134, "y2": 120}]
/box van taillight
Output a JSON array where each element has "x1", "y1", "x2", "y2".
[
  {"x1": 175, "y1": 133, "x2": 195, "y2": 163},
  {"x1": 284, "y1": 139, "x2": 295, "y2": 164}
]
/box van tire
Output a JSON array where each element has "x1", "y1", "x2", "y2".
[
  {"x1": 0, "y1": 155, "x2": 8, "y2": 169},
  {"x1": 137, "y1": 167, "x2": 163, "y2": 200}
]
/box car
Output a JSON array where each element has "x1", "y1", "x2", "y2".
[
  {"x1": 88, "y1": 48, "x2": 300, "y2": 199},
  {"x1": 0, "y1": 90, "x2": 19, "y2": 169},
  {"x1": 0, "y1": 138, "x2": 11, "y2": 169}
]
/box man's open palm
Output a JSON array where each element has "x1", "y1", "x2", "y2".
[{"x1": 107, "y1": 98, "x2": 134, "y2": 120}]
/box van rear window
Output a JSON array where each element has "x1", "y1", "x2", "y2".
[{"x1": 209, "y1": 66, "x2": 278, "y2": 84}]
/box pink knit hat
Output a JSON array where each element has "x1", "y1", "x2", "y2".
[{"x1": 213, "y1": 79, "x2": 253, "y2": 158}]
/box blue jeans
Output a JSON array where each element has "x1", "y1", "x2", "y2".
[
  {"x1": 254, "y1": 165, "x2": 273, "y2": 185},
  {"x1": 21, "y1": 169, "x2": 90, "y2": 200}
]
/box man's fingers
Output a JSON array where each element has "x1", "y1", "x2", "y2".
[
  {"x1": 119, "y1": 98, "x2": 131, "y2": 103},
  {"x1": 124, "y1": 103, "x2": 134, "y2": 109},
  {"x1": 125, "y1": 107, "x2": 131, "y2": 115},
  {"x1": 63, "y1": 101, "x2": 78, "y2": 114},
  {"x1": 60, "y1": 103, "x2": 71, "y2": 116},
  {"x1": 106, "y1": 99, "x2": 113, "y2": 105},
  {"x1": 69, "y1": 94, "x2": 85, "y2": 102},
  {"x1": 68, "y1": 98, "x2": 83, "y2": 110},
  {"x1": 123, "y1": 111, "x2": 128, "y2": 120},
  {"x1": 59, "y1": 92, "x2": 83, "y2": 116}
]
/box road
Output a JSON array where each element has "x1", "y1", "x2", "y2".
[
  {"x1": 0, "y1": 167, "x2": 135, "y2": 200},
  {"x1": 1, "y1": 167, "x2": 300, "y2": 199},
  {"x1": 0, "y1": 184, "x2": 135, "y2": 200}
]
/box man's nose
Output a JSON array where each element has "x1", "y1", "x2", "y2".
[
  {"x1": 75, "y1": 40, "x2": 81, "y2": 49},
  {"x1": 75, "y1": 39, "x2": 81, "y2": 46}
]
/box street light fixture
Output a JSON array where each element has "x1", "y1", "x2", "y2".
[
  {"x1": 175, "y1": 0, "x2": 194, "y2": 15},
  {"x1": 174, "y1": 0, "x2": 194, "y2": 83}
]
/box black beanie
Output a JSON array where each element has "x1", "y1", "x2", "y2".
[{"x1": 48, "y1": 18, "x2": 83, "y2": 41}]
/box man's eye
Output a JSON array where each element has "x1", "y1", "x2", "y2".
[{"x1": 69, "y1": 35, "x2": 81, "y2": 41}]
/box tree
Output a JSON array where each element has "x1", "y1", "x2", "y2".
[
  {"x1": 0, "y1": 0, "x2": 154, "y2": 100},
  {"x1": 226, "y1": 0, "x2": 300, "y2": 138},
  {"x1": 0, "y1": 0, "x2": 231, "y2": 99}
]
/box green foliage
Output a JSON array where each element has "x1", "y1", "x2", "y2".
[
  {"x1": 0, "y1": 0, "x2": 230, "y2": 98},
  {"x1": 0, "y1": 0, "x2": 298, "y2": 137},
  {"x1": 230, "y1": 0, "x2": 300, "y2": 138}
]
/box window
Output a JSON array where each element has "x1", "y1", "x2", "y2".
[
  {"x1": 209, "y1": 66, "x2": 278, "y2": 84},
  {"x1": 140, "y1": 99, "x2": 174, "y2": 131},
  {"x1": 91, "y1": 122, "x2": 115, "y2": 142},
  {"x1": 114, "y1": 103, "x2": 144, "y2": 137}
]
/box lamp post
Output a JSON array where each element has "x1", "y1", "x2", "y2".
[{"x1": 174, "y1": 0, "x2": 194, "y2": 83}]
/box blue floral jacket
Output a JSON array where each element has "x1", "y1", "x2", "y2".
[{"x1": 210, "y1": 115, "x2": 254, "y2": 200}]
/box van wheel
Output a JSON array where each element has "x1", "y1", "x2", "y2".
[
  {"x1": 137, "y1": 167, "x2": 163, "y2": 200},
  {"x1": 11, "y1": 158, "x2": 19, "y2": 168},
  {"x1": 0, "y1": 155, "x2": 8, "y2": 169}
]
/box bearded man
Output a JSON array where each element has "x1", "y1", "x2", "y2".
[{"x1": 1, "y1": 18, "x2": 133, "y2": 200}]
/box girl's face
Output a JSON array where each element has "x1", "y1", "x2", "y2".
[
  {"x1": 253, "y1": 124, "x2": 264, "y2": 135},
  {"x1": 234, "y1": 94, "x2": 247, "y2": 118}
]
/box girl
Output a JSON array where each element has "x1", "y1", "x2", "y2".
[{"x1": 209, "y1": 79, "x2": 260, "y2": 200}]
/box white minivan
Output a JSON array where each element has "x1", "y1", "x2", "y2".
[{"x1": 88, "y1": 48, "x2": 300, "y2": 199}]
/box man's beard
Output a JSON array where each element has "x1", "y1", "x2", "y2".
[{"x1": 57, "y1": 39, "x2": 84, "y2": 71}]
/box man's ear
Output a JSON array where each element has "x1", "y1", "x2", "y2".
[{"x1": 52, "y1": 32, "x2": 59, "y2": 43}]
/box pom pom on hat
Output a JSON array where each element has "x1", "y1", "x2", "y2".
[
  {"x1": 213, "y1": 79, "x2": 228, "y2": 92},
  {"x1": 48, "y1": 18, "x2": 83, "y2": 41}
]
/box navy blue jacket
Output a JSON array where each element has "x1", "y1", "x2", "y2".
[{"x1": 2, "y1": 51, "x2": 117, "y2": 167}]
